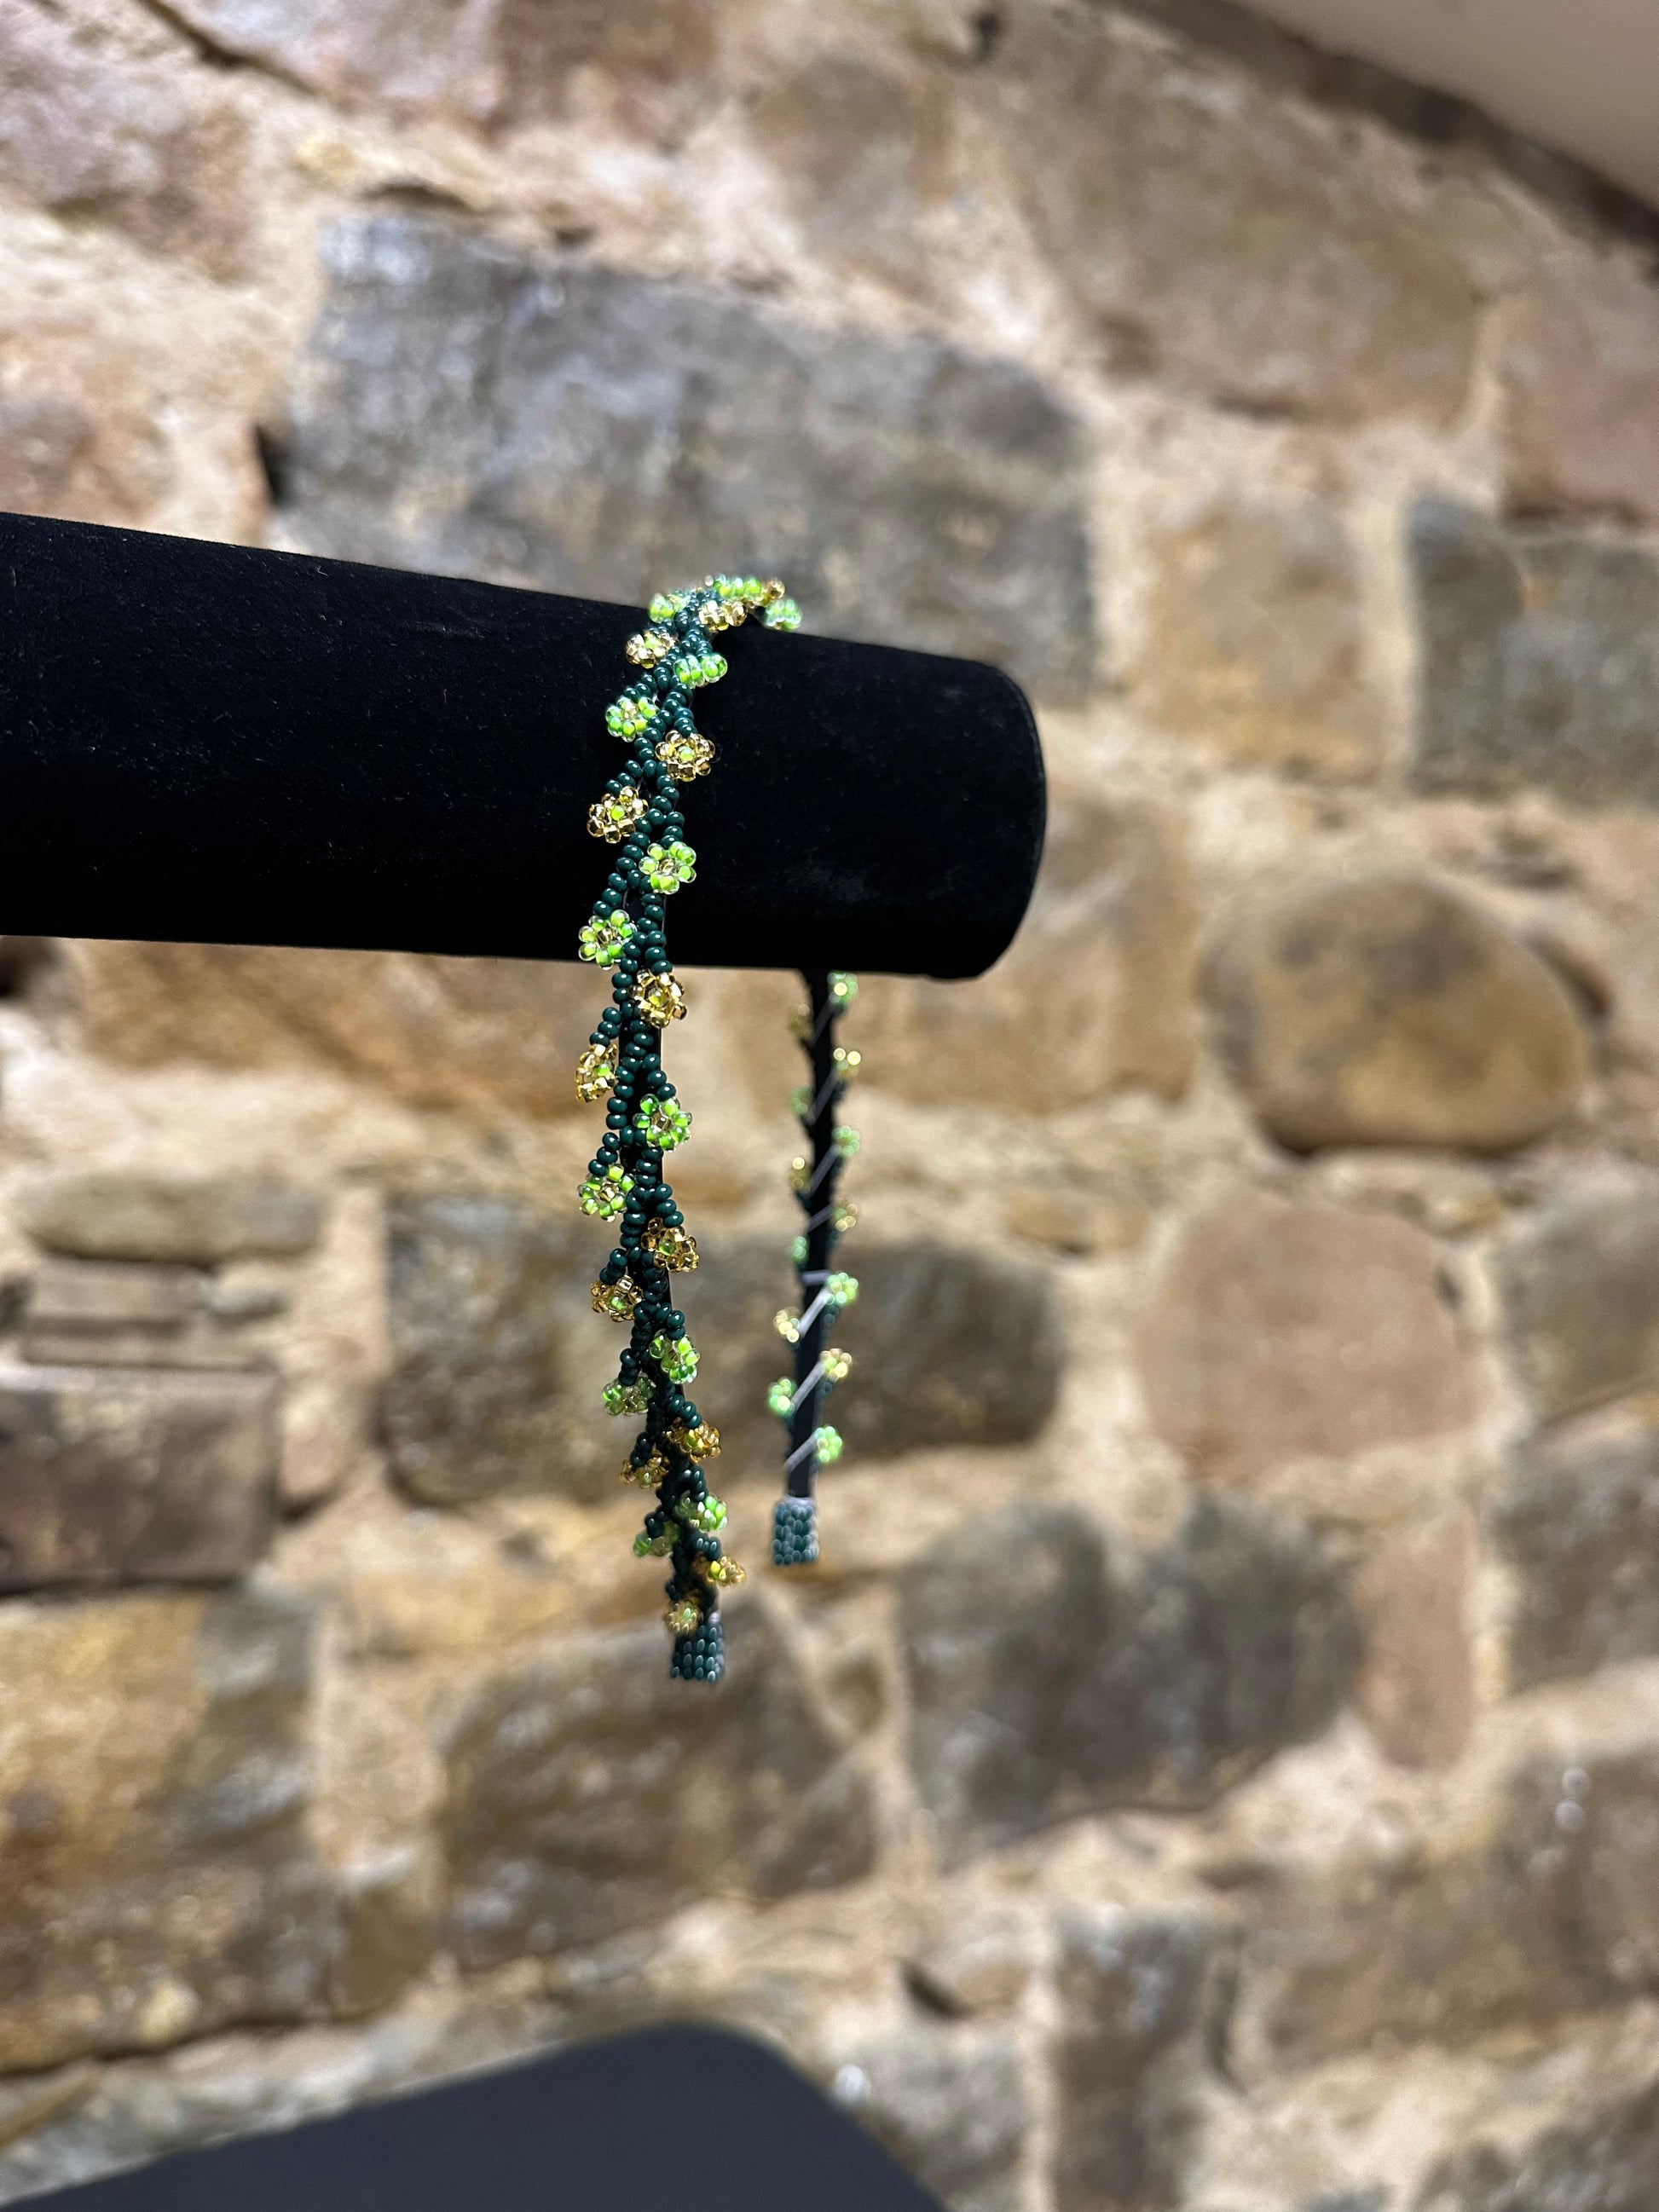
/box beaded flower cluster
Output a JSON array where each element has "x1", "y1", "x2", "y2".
[{"x1": 576, "y1": 573, "x2": 801, "y2": 1686}]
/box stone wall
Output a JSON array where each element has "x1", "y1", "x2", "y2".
[{"x1": 6, "y1": 3, "x2": 1659, "y2": 2207}]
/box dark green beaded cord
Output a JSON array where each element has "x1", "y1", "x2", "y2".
[
  {"x1": 769, "y1": 971, "x2": 860, "y2": 1567},
  {"x1": 575, "y1": 574, "x2": 801, "y2": 1684}
]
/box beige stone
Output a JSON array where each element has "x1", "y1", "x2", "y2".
[
  {"x1": 1135, "y1": 1193, "x2": 1474, "y2": 1488},
  {"x1": 1138, "y1": 496, "x2": 1383, "y2": 779},
  {"x1": 1500, "y1": 259, "x2": 1659, "y2": 527},
  {"x1": 0, "y1": 2, "x2": 246, "y2": 274},
  {"x1": 164, "y1": 0, "x2": 710, "y2": 126},
  {"x1": 985, "y1": 9, "x2": 1477, "y2": 424},
  {"x1": 1351, "y1": 1510, "x2": 1477, "y2": 1770},
  {"x1": 750, "y1": 58, "x2": 949, "y2": 286},
  {"x1": 0, "y1": 1584, "x2": 333, "y2": 2071},
  {"x1": 844, "y1": 798, "x2": 1194, "y2": 1113},
  {"x1": 904, "y1": 1907, "x2": 1033, "y2": 2017},
  {"x1": 19, "y1": 1173, "x2": 323, "y2": 1266},
  {"x1": 0, "y1": 397, "x2": 95, "y2": 517},
  {"x1": 1208, "y1": 875, "x2": 1589, "y2": 1154},
  {"x1": 66, "y1": 941, "x2": 601, "y2": 1123}
]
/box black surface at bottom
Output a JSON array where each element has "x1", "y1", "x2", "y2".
[{"x1": 29, "y1": 2027, "x2": 943, "y2": 2212}]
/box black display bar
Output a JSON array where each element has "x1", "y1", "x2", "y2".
[{"x1": 0, "y1": 512, "x2": 1044, "y2": 979}]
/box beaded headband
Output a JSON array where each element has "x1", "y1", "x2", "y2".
[{"x1": 575, "y1": 577, "x2": 861, "y2": 1685}]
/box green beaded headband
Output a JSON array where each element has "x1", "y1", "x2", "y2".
[{"x1": 575, "y1": 577, "x2": 862, "y2": 1684}]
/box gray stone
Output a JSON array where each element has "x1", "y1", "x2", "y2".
[
  {"x1": 283, "y1": 216, "x2": 1095, "y2": 702},
  {"x1": 1245, "y1": 1748, "x2": 1659, "y2": 2066},
  {"x1": 383, "y1": 1193, "x2": 613, "y2": 1505},
  {"x1": 688, "y1": 1237, "x2": 1063, "y2": 1482},
  {"x1": 1409, "y1": 498, "x2": 1659, "y2": 807},
  {"x1": 0, "y1": 1362, "x2": 280, "y2": 1591},
  {"x1": 899, "y1": 1498, "x2": 1356, "y2": 1865},
  {"x1": 840, "y1": 2019, "x2": 1028, "y2": 2212},
  {"x1": 17, "y1": 1259, "x2": 263, "y2": 1370},
  {"x1": 442, "y1": 1597, "x2": 876, "y2": 1965},
  {"x1": 0, "y1": 1581, "x2": 334, "y2": 2070},
  {"x1": 1493, "y1": 1178, "x2": 1659, "y2": 1422},
  {"x1": 19, "y1": 1174, "x2": 324, "y2": 1266},
  {"x1": 1205, "y1": 875, "x2": 1588, "y2": 1156},
  {"x1": 1418, "y1": 2082, "x2": 1659, "y2": 2212},
  {"x1": 1491, "y1": 1419, "x2": 1659, "y2": 1689},
  {"x1": 984, "y1": 9, "x2": 1477, "y2": 425},
  {"x1": 1051, "y1": 1908, "x2": 1234, "y2": 2212}
]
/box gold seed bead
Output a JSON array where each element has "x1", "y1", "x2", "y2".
[
  {"x1": 673, "y1": 1419, "x2": 720, "y2": 1461},
  {"x1": 575, "y1": 1041, "x2": 618, "y2": 1105},
  {"x1": 635, "y1": 970, "x2": 688, "y2": 1027},
  {"x1": 789, "y1": 1156, "x2": 811, "y2": 1194},
  {"x1": 592, "y1": 1274, "x2": 641, "y2": 1323},
  {"x1": 665, "y1": 1597, "x2": 702, "y2": 1637},
  {"x1": 643, "y1": 1221, "x2": 699, "y2": 1272}
]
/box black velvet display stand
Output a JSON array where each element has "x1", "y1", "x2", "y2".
[
  {"x1": 32, "y1": 2028, "x2": 943, "y2": 2210},
  {"x1": 2, "y1": 512, "x2": 1037, "y2": 2209},
  {"x1": 0, "y1": 512, "x2": 1044, "y2": 979}
]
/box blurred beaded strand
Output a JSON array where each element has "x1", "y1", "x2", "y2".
[
  {"x1": 771, "y1": 968, "x2": 860, "y2": 1568},
  {"x1": 575, "y1": 572, "x2": 801, "y2": 1684}
]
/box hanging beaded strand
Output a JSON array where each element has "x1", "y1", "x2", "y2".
[
  {"x1": 576, "y1": 573, "x2": 801, "y2": 1685},
  {"x1": 771, "y1": 970, "x2": 860, "y2": 1567}
]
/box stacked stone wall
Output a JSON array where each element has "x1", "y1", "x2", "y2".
[{"x1": 6, "y1": 3, "x2": 1659, "y2": 2205}]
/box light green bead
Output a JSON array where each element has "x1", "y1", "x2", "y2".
[
  {"x1": 652, "y1": 1332, "x2": 699, "y2": 1383},
  {"x1": 578, "y1": 908, "x2": 634, "y2": 968},
  {"x1": 578, "y1": 1164, "x2": 634, "y2": 1220},
  {"x1": 634, "y1": 1094, "x2": 691, "y2": 1150}
]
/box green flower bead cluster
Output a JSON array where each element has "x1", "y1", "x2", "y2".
[
  {"x1": 651, "y1": 1332, "x2": 699, "y2": 1383},
  {"x1": 643, "y1": 840, "x2": 697, "y2": 894},
  {"x1": 825, "y1": 1272, "x2": 859, "y2": 1308},
  {"x1": 576, "y1": 571, "x2": 800, "y2": 1684},
  {"x1": 605, "y1": 693, "x2": 659, "y2": 738},
  {"x1": 579, "y1": 1164, "x2": 634, "y2": 1219},
  {"x1": 579, "y1": 910, "x2": 634, "y2": 967},
  {"x1": 635, "y1": 1094, "x2": 691, "y2": 1149}
]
